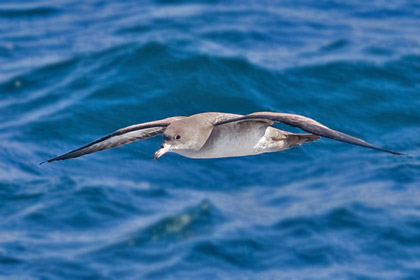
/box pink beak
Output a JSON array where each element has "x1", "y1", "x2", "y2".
[{"x1": 154, "y1": 143, "x2": 171, "y2": 160}]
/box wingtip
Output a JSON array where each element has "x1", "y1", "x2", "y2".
[
  {"x1": 379, "y1": 148, "x2": 406, "y2": 156},
  {"x1": 39, "y1": 159, "x2": 52, "y2": 165},
  {"x1": 39, "y1": 157, "x2": 59, "y2": 165},
  {"x1": 376, "y1": 148, "x2": 408, "y2": 156},
  {"x1": 392, "y1": 151, "x2": 409, "y2": 156}
]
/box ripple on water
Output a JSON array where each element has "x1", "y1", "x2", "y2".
[{"x1": 1, "y1": 0, "x2": 420, "y2": 279}]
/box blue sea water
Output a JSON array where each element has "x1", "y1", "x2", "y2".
[{"x1": 1, "y1": 0, "x2": 420, "y2": 279}]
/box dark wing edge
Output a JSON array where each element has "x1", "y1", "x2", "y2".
[
  {"x1": 215, "y1": 112, "x2": 404, "y2": 155},
  {"x1": 40, "y1": 116, "x2": 185, "y2": 164}
]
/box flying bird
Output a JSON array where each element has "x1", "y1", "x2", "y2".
[{"x1": 41, "y1": 112, "x2": 403, "y2": 164}]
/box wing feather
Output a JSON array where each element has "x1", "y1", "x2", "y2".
[
  {"x1": 41, "y1": 116, "x2": 184, "y2": 163},
  {"x1": 215, "y1": 112, "x2": 403, "y2": 155}
]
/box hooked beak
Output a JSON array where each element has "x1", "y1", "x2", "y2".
[{"x1": 154, "y1": 143, "x2": 171, "y2": 160}]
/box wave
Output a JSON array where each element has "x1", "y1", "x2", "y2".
[
  {"x1": 1, "y1": 2, "x2": 420, "y2": 278},
  {"x1": 0, "y1": 6, "x2": 59, "y2": 18}
]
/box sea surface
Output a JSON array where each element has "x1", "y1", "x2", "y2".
[{"x1": 1, "y1": 0, "x2": 420, "y2": 279}]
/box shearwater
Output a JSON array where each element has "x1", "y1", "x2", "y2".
[{"x1": 41, "y1": 111, "x2": 403, "y2": 164}]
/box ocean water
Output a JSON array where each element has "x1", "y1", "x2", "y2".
[{"x1": 1, "y1": 0, "x2": 420, "y2": 279}]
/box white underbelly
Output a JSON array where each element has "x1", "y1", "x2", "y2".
[{"x1": 174, "y1": 122, "x2": 287, "y2": 159}]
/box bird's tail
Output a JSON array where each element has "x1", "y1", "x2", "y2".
[{"x1": 285, "y1": 133, "x2": 320, "y2": 149}]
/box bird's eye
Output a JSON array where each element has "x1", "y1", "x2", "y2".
[{"x1": 175, "y1": 135, "x2": 181, "y2": 140}]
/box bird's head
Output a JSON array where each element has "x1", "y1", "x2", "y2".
[{"x1": 154, "y1": 119, "x2": 212, "y2": 160}]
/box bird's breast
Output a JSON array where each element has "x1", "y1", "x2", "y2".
[{"x1": 174, "y1": 122, "x2": 287, "y2": 159}]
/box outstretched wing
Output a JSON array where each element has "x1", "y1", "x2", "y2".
[
  {"x1": 41, "y1": 116, "x2": 185, "y2": 164},
  {"x1": 215, "y1": 112, "x2": 403, "y2": 155}
]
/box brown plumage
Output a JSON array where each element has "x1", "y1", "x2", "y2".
[{"x1": 41, "y1": 111, "x2": 403, "y2": 164}]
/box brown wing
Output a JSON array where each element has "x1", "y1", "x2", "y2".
[
  {"x1": 215, "y1": 112, "x2": 403, "y2": 155},
  {"x1": 41, "y1": 116, "x2": 185, "y2": 164}
]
